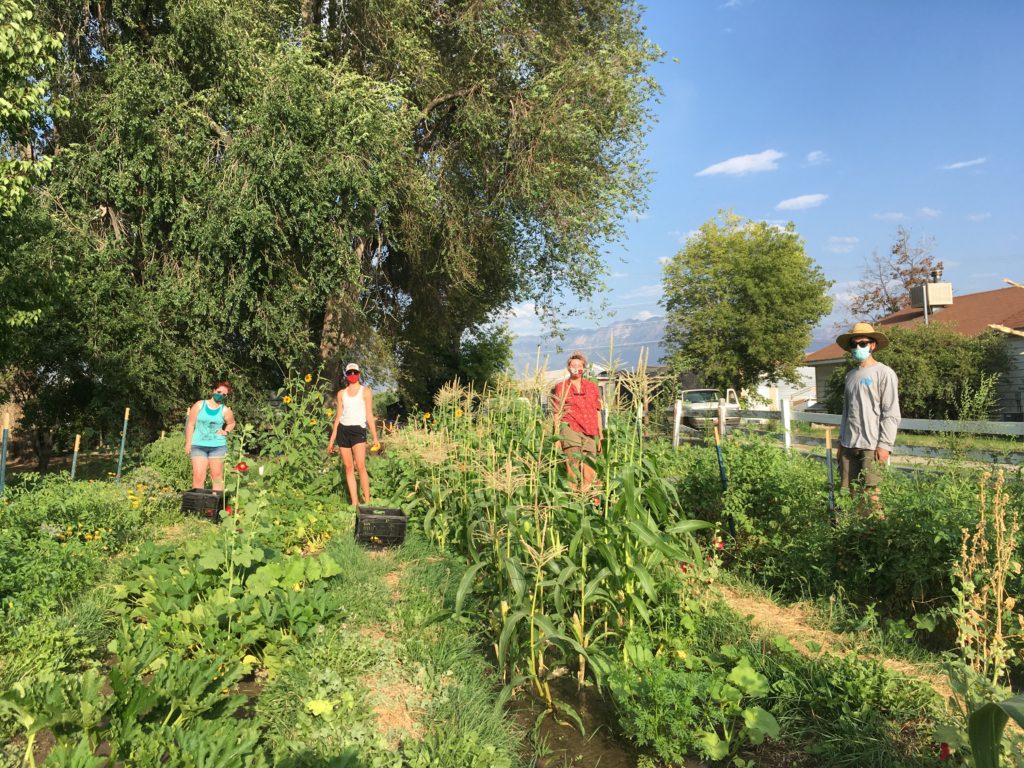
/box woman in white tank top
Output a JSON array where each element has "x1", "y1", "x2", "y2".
[{"x1": 327, "y1": 363, "x2": 380, "y2": 505}]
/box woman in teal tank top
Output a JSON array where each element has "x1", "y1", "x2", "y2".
[{"x1": 185, "y1": 380, "x2": 236, "y2": 491}]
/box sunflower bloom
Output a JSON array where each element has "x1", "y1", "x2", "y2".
[
  {"x1": 283, "y1": 395, "x2": 293, "y2": 404},
  {"x1": 304, "y1": 373, "x2": 312, "y2": 383}
]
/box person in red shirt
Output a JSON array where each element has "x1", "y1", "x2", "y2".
[{"x1": 550, "y1": 351, "x2": 603, "y2": 491}]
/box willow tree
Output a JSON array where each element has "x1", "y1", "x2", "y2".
[{"x1": 4, "y1": 0, "x2": 658, "y2": 453}]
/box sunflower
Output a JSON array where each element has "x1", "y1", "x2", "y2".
[
  {"x1": 304, "y1": 373, "x2": 313, "y2": 383},
  {"x1": 283, "y1": 395, "x2": 293, "y2": 404}
]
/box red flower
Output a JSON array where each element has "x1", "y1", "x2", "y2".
[
  {"x1": 225, "y1": 505, "x2": 234, "y2": 516},
  {"x1": 234, "y1": 462, "x2": 249, "y2": 472},
  {"x1": 939, "y1": 743, "x2": 951, "y2": 761},
  {"x1": 716, "y1": 539, "x2": 725, "y2": 551},
  {"x1": 679, "y1": 562, "x2": 689, "y2": 574}
]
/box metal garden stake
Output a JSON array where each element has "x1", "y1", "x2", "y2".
[
  {"x1": 115, "y1": 407, "x2": 130, "y2": 483},
  {"x1": 71, "y1": 434, "x2": 81, "y2": 480},
  {"x1": 0, "y1": 413, "x2": 9, "y2": 498}
]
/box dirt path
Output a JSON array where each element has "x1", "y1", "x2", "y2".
[{"x1": 716, "y1": 585, "x2": 956, "y2": 704}]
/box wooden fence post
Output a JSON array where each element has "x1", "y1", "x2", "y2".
[
  {"x1": 672, "y1": 399, "x2": 683, "y2": 448},
  {"x1": 781, "y1": 398, "x2": 792, "y2": 453},
  {"x1": 718, "y1": 399, "x2": 728, "y2": 438}
]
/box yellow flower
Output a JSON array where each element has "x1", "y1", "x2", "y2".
[
  {"x1": 283, "y1": 395, "x2": 293, "y2": 404},
  {"x1": 455, "y1": 408, "x2": 463, "y2": 417},
  {"x1": 308, "y1": 419, "x2": 317, "y2": 426},
  {"x1": 304, "y1": 373, "x2": 312, "y2": 383},
  {"x1": 423, "y1": 413, "x2": 431, "y2": 421}
]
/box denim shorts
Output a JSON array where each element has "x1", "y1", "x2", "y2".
[{"x1": 191, "y1": 444, "x2": 228, "y2": 459}]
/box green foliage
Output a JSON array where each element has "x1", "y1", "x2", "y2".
[
  {"x1": 824, "y1": 324, "x2": 1010, "y2": 419},
  {"x1": 0, "y1": 0, "x2": 67, "y2": 217},
  {"x1": 139, "y1": 431, "x2": 192, "y2": 490},
  {"x1": 663, "y1": 436, "x2": 1024, "y2": 627},
  {"x1": 661, "y1": 211, "x2": 832, "y2": 393},
  {"x1": 0, "y1": 475, "x2": 175, "y2": 628}
]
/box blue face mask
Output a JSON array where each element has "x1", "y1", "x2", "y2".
[
  {"x1": 852, "y1": 345, "x2": 872, "y2": 362},
  {"x1": 212, "y1": 392, "x2": 227, "y2": 404}
]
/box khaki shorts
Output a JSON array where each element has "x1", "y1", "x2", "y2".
[
  {"x1": 560, "y1": 423, "x2": 597, "y2": 454},
  {"x1": 839, "y1": 446, "x2": 881, "y2": 489}
]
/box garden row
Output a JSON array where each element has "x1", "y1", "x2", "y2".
[
  {"x1": 368, "y1": 378, "x2": 1024, "y2": 767},
  {"x1": 0, "y1": 380, "x2": 524, "y2": 767},
  {"x1": 2, "y1": 372, "x2": 1021, "y2": 766}
]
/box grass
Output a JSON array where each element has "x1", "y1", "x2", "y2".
[{"x1": 254, "y1": 531, "x2": 524, "y2": 767}]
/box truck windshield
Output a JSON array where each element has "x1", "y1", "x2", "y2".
[{"x1": 683, "y1": 390, "x2": 721, "y2": 404}]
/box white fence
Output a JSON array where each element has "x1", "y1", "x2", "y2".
[{"x1": 670, "y1": 398, "x2": 1024, "y2": 458}]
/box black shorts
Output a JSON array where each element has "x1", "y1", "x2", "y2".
[{"x1": 337, "y1": 424, "x2": 367, "y2": 449}]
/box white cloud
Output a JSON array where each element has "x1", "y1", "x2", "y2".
[
  {"x1": 776, "y1": 193, "x2": 828, "y2": 211},
  {"x1": 628, "y1": 209, "x2": 650, "y2": 222},
  {"x1": 919, "y1": 207, "x2": 941, "y2": 218},
  {"x1": 610, "y1": 271, "x2": 628, "y2": 278},
  {"x1": 828, "y1": 236, "x2": 860, "y2": 254},
  {"x1": 633, "y1": 310, "x2": 655, "y2": 321},
  {"x1": 873, "y1": 211, "x2": 906, "y2": 221},
  {"x1": 502, "y1": 302, "x2": 544, "y2": 336},
  {"x1": 696, "y1": 149, "x2": 784, "y2": 177},
  {"x1": 658, "y1": 256, "x2": 671, "y2": 266},
  {"x1": 624, "y1": 283, "x2": 663, "y2": 300},
  {"x1": 668, "y1": 228, "x2": 702, "y2": 244},
  {"x1": 806, "y1": 150, "x2": 829, "y2": 165},
  {"x1": 967, "y1": 212, "x2": 992, "y2": 222},
  {"x1": 942, "y1": 157, "x2": 987, "y2": 171}
]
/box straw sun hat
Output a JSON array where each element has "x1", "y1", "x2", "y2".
[{"x1": 835, "y1": 322, "x2": 890, "y2": 350}]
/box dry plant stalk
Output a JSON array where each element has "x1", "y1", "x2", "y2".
[
  {"x1": 616, "y1": 347, "x2": 666, "y2": 420},
  {"x1": 386, "y1": 426, "x2": 453, "y2": 467},
  {"x1": 952, "y1": 471, "x2": 1022, "y2": 686}
]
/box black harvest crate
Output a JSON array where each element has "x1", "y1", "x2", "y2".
[
  {"x1": 354, "y1": 506, "x2": 407, "y2": 547},
  {"x1": 181, "y1": 489, "x2": 225, "y2": 523}
]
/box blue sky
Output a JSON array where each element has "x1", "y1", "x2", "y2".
[{"x1": 507, "y1": 1, "x2": 1024, "y2": 340}]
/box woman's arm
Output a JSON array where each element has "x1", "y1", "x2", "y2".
[
  {"x1": 185, "y1": 402, "x2": 198, "y2": 455},
  {"x1": 218, "y1": 407, "x2": 235, "y2": 436},
  {"x1": 364, "y1": 388, "x2": 379, "y2": 445},
  {"x1": 327, "y1": 392, "x2": 342, "y2": 453}
]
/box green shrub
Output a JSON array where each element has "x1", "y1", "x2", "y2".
[{"x1": 139, "y1": 430, "x2": 192, "y2": 489}]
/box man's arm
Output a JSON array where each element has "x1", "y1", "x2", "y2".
[{"x1": 876, "y1": 368, "x2": 900, "y2": 460}]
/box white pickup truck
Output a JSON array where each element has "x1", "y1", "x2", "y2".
[{"x1": 679, "y1": 388, "x2": 740, "y2": 430}]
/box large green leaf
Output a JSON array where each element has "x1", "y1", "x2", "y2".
[{"x1": 969, "y1": 694, "x2": 1024, "y2": 768}]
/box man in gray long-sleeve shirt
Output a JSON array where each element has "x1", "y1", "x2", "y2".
[{"x1": 835, "y1": 322, "x2": 900, "y2": 497}]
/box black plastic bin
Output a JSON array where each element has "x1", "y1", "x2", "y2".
[
  {"x1": 181, "y1": 489, "x2": 225, "y2": 523},
  {"x1": 354, "y1": 506, "x2": 407, "y2": 547}
]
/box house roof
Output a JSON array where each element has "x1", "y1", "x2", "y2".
[{"x1": 806, "y1": 285, "x2": 1024, "y2": 364}]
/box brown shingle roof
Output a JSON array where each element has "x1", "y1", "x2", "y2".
[{"x1": 806, "y1": 285, "x2": 1024, "y2": 364}]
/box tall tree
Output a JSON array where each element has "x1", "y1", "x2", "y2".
[
  {"x1": 661, "y1": 212, "x2": 832, "y2": 394},
  {"x1": 848, "y1": 226, "x2": 942, "y2": 321},
  {"x1": 3, "y1": 0, "x2": 659, "y2": 458}
]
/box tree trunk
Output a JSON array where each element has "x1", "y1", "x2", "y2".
[{"x1": 32, "y1": 427, "x2": 54, "y2": 473}]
